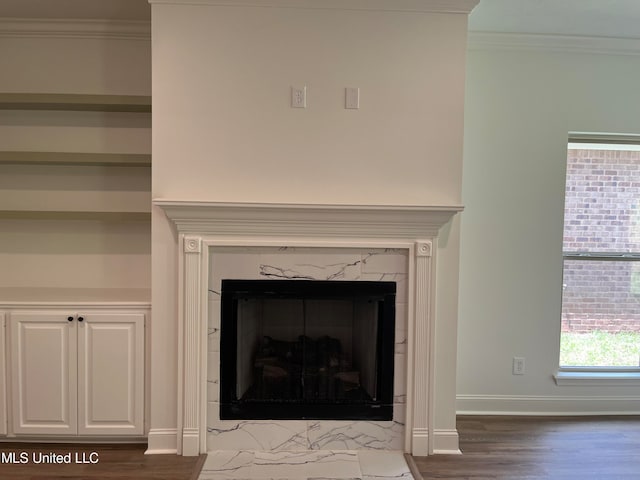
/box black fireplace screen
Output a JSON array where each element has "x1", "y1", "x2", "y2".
[{"x1": 219, "y1": 280, "x2": 395, "y2": 420}]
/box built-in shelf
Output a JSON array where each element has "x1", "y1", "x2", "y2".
[
  {"x1": 0, "y1": 151, "x2": 151, "y2": 167},
  {"x1": 0, "y1": 211, "x2": 151, "y2": 221},
  {"x1": 0, "y1": 93, "x2": 151, "y2": 113},
  {"x1": 0, "y1": 190, "x2": 151, "y2": 216},
  {"x1": 0, "y1": 92, "x2": 152, "y2": 302}
]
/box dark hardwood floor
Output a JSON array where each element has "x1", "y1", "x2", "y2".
[
  {"x1": 413, "y1": 416, "x2": 640, "y2": 480},
  {"x1": 2, "y1": 417, "x2": 639, "y2": 479},
  {"x1": 0, "y1": 443, "x2": 206, "y2": 480}
]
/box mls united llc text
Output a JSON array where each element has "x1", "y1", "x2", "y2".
[{"x1": 1, "y1": 451, "x2": 99, "y2": 464}]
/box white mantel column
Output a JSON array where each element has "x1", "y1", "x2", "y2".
[
  {"x1": 180, "y1": 236, "x2": 203, "y2": 455},
  {"x1": 411, "y1": 240, "x2": 435, "y2": 456}
]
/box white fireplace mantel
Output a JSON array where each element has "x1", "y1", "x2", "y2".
[
  {"x1": 154, "y1": 200, "x2": 463, "y2": 456},
  {"x1": 154, "y1": 200, "x2": 463, "y2": 238}
]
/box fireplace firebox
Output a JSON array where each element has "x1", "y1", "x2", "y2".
[{"x1": 219, "y1": 279, "x2": 396, "y2": 420}]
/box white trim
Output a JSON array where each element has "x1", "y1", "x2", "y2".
[
  {"x1": 0, "y1": 302, "x2": 150, "y2": 310},
  {"x1": 148, "y1": 0, "x2": 479, "y2": 14},
  {"x1": 432, "y1": 429, "x2": 462, "y2": 455},
  {"x1": 468, "y1": 32, "x2": 640, "y2": 56},
  {"x1": 0, "y1": 18, "x2": 150, "y2": 41},
  {"x1": 180, "y1": 237, "x2": 203, "y2": 457},
  {"x1": 568, "y1": 142, "x2": 640, "y2": 151},
  {"x1": 145, "y1": 428, "x2": 178, "y2": 454},
  {"x1": 554, "y1": 371, "x2": 640, "y2": 386},
  {"x1": 411, "y1": 428, "x2": 430, "y2": 457},
  {"x1": 204, "y1": 238, "x2": 416, "y2": 250},
  {"x1": 568, "y1": 132, "x2": 640, "y2": 145},
  {"x1": 153, "y1": 201, "x2": 463, "y2": 239},
  {"x1": 199, "y1": 246, "x2": 211, "y2": 455},
  {"x1": 404, "y1": 244, "x2": 416, "y2": 454},
  {"x1": 457, "y1": 394, "x2": 640, "y2": 415},
  {"x1": 410, "y1": 239, "x2": 435, "y2": 456}
]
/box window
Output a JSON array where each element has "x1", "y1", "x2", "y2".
[{"x1": 560, "y1": 135, "x2": 640, "y2": 369}]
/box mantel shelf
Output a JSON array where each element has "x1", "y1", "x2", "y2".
[
  {"x1": 154, "y1": 200, "x2": 464, "y2": 238},
  {"x1": 0, "y1": 93, "x2": 151, "y2": 113},
  {"x1": 0, "y1": 151, "x2": 151, "y2": 167}
]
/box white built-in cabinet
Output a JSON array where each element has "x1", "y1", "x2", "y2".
[
  {"x1": 9, "y1": 309, "x2": 145, "y2": 436},
  {"x1": 0, "y1": 88, "x2": 151, "y2": 440},
  {"x1": 0, "y1": 93, "x2": 150, "y2": 438}
]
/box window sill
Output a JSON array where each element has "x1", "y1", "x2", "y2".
[{"x1": 554, "y1": 370, "x2": 640, "y2": 386}]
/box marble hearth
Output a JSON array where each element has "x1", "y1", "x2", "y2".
[
  {"x1": 156, "y1": 201, "x2": 462, "y2": 457},
  {"x1": 198, "y1": 449, "x2": 415, "y2": 480}
]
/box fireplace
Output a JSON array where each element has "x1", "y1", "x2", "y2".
[
  {"x1": 220, "y1": 279, "x2": 396, "y2": 420},
  {"x1": 155, "y1": 201, "x2": 462, "y2": 456}
]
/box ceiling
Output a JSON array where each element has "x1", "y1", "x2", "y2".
[{"x1": 0, "y1": 0, "x2": 638, "y2": 40}]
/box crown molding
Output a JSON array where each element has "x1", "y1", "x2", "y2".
[
  {"x1": 154, "y1": 200, "x2": 463, "y2": 238},
  {"x1": 468, "y1": 31, "x2": 640, "y2": 56},
  {"x1": 148, "y1": 0, "x2": 479, "y2": 14},
  {"x1": 0, "y1": 18, "x2": 150, "y2": 41}
]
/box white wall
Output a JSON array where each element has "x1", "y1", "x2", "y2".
[
  {"x1": 458, "y1": 42, "x2": 640, "y2": 414},
  {"x1": 152, "y1": 3, "x2": 468, "y2": 205},
  {"x1": 151, "y1": 0, "x2": 474, "y2": 453}
]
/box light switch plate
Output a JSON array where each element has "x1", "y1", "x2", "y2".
[{"x1": 345, "y1": 87, "x2": 359, "y2": 109}]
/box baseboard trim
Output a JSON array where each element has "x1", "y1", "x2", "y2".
[
  {"x1": 457, "y1": 394, "x2": 640, "y2": 416},
  {"x1": 145, "y1": 428, "x2": 178, "y2": 455},
  {"x1": 182, "y1": 429, "x2": 200, "y2": 456},
  {"x1": 432, "y1": 429, "x2": 461, "y2": 455},
  {"x1": 410, "y1": 428, "x2": 429, "y2": 456}
]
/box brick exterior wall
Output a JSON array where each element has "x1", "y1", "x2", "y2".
[{"x1": 561, "y1": 148, "x2": 640, "y2": 333}]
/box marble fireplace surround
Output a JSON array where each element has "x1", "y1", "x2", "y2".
[{"x1": 155, "y1": 201, "x2": 463, "y2": 457}]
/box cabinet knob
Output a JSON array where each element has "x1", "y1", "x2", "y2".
[
  {"x1": 67, "y1": 316, "x2": 74, "y2": 322},
  {"x1": 78, "y1": 316, "x2": 84, "y2": 322}
]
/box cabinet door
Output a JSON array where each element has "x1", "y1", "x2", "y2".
[
  {"x1": 77, "y1": 313, "x2": 144, "y2": 435},
  {"x1": 10, "y1": 312, "x2": 77, "y2": 435}
]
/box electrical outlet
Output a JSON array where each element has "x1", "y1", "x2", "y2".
[
  {"x1": 291, "y1": 86, "x2": 306, "y2": 108},
  {"x1": 513, "y1": 357, "x2": 525, "y2": 375}
]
